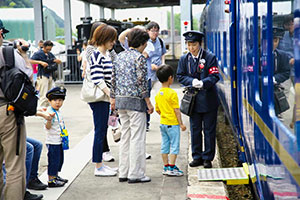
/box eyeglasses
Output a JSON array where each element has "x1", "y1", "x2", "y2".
[{"x1": 150, "y1": 29, "x2": 159, "y2": 33}]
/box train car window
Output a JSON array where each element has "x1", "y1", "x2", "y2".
[
  {"x1": 272, "y1": 1, "x2": 294, "y2": 131},
  {"x1": 257, "y1": 2, "x2": 267, "y2": 104},
  {"x1": 222, "y1": 31, "x2": 228, "y2": 75}
]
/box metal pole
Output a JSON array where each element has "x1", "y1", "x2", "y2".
[
  {"x1": 84, "y1": 2, "x2": 90, "y2": 17},
  {"x1": 111, "y1": 8, "x2": 115, "y2": 20},
  {"x1": 180, "y1": 0, "x2": 192, "y2": 54},
  {"x1": 99, "y1": 6, "x2": 105, "y2": 19},
  {"x1": 33, "y1": 0, "x2": 44, "y2": 45},
  {"x1": 64, "y1": 0, "x2": 72, "y2": 50},
  {"x1": 170, "y1": 6, "x2": 175, "y2": 59}
]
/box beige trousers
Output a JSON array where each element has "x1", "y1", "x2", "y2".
[
  {"x1": 118, "y1": 110, "x2": 147, "y2": 179},
  {"x1": 37, "y1": 76, "x2": 53, "y2": 108},
  {"x1": 0, "y1": 106, "x2": 26, "y2": 200}
]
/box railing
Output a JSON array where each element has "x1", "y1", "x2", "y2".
[{"x1": 55, "y1": 53, "x2": 83, "y2": 84}]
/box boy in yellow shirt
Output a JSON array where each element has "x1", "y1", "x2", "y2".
[{"x1": 155, "y1": 65, "x2": 186, "y2": 176}]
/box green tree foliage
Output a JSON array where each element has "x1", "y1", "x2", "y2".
[
  {"x1": 0, "y1": 0, "x2": 33, "y2": 8},
  {"x1": 56, "y1": 27, "x2": 65, "y2": 37},
  {"x1": 167, "y1": 11, "x2": 199, "y2": 35}
]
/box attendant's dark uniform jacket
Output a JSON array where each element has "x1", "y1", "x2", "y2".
[
  {"x1": 177, "y1": 49, "x2": 220, "y2": 113},
  {"x1": 273, "y1": 49, "x2": 290, "y2": 84},
  {"x1": 177, "y1": 48, "x2": 220, "y2": 161}
]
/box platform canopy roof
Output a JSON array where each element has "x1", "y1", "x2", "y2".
[{"x1": 80, "y1": 0, "x2": 206, "y2": 9}]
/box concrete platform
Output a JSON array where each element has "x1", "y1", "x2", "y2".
[{"x1": 25, "y1": 84, "x2": 228, "y2": 200}]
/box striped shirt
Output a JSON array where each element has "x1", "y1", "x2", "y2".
[{"x1": 90, "y1": 50, "x2": 113, "y2": 89}]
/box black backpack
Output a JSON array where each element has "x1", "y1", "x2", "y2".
[{"x1": 0, "y1": 46, "x2": 38, "y2": 116}]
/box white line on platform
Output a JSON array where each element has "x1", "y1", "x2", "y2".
[{"x1": 28, "y1": 130, "x2": 94, "y2": 200}]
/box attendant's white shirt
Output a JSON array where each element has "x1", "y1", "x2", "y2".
[{"x1": 44, "y1": 106, "x2": 64, "y2": 145}]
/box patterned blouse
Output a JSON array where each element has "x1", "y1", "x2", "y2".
[{"x1": 111, "y1": 48, "x2": 149, "y2": 112}]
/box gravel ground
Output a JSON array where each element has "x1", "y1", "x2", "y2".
[{"x1": 216, "y1": 108, "x2": 255, "y2": 200}]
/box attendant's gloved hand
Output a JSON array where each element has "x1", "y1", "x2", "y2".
[
  {"x1": 273, "y1": 77, "x2": 277, "y2": 84},
  {"x1": 192, "y1": 79, "x2": 203, "y2": 89}
]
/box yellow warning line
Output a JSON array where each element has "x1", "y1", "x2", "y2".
[{"x1": 243, "y1": 98, "x2": 300, "y2": 186}]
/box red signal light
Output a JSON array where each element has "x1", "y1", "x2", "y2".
[
  {"x1": 184, "y1": 21, "x2": 188, "y2": 26},
  {"x1": 224, "y1": 0, "x2": 230, "y2": 4}
]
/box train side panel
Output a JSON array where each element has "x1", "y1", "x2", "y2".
[{"x1": 204, "y1": 0, "x2": 300, "y2": 199}]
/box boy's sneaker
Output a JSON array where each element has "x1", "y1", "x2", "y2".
[
  {"x1": 167, "y1": 166, "x2": 184, "y2": 177},
  {"x1": 103, "y1": 151, "x2": 115, "y2": 162},
  {"x1": 103, "y1": 164, "x2": 118, "y2": 172},
  {"x1": 56, "y1": 176, "x2": 68, "y2": 183},
  {"x1": 94, "y1": 166, "x2": 117, "y2": 177},
  {"x1": 48, "y1": 179, "x2": 65, "y2": 187},
  {"x1": 162, "y1": 166, "x2": 170, "y2": 175}
]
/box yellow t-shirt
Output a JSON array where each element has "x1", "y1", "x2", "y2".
[{"x1": 155, "y1": 87, "x2": 180, "y2": 125}]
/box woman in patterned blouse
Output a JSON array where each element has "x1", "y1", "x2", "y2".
[
  {"x1": 111, "y1": 28, "x2": 154, "y2": 183},
  {"x1": 88, "y1": 24, "x2": 118, "y2": 177}
]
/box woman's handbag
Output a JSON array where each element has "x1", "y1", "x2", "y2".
[
  {"x1": 180, "y1": 89, "x2": 198, "y2": 116},
  {"x1": 80, "y1": 68, "x2": 106, "y2": 102},
  {"x1": 108, "y1": 111, "x2": 121, "y2": 143},
  {"x1": 274, "y1": 84, "x2": 289, "y2": 115}
]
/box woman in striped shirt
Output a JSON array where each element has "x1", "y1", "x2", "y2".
[{"x1": 88, "y1": 24, "x2": 118, "y2": 177}]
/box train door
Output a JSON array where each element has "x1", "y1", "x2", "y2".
[{"x1": 235, "y1": 0, "x2": 266, "y2": 198}]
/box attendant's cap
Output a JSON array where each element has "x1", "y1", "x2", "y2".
[
  {"x1": 273, "y1": 27, "x2": 284, "y2": 38},
  {"x1": 183, "y1": 31, "x2": 204, "y2": 42},
  {"x1": 46, "y1": 87, "x2": 67, "y2": 100},
  {"x1": 0, "y1": 19, "x2": 9, "y2": 33}
]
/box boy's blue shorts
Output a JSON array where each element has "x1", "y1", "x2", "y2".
[{"x1": 160, "y1": 124, "x2": 180, "y2": 155}]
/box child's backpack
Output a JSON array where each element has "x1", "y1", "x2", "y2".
[{"x1": 0, "y1": 46, "x2": 38, "y2": 116}]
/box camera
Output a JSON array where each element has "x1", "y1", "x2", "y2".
[{"x1": 13, "y1": 40, "x2": 29, "y2": 52}]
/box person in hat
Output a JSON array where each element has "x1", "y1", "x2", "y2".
[
  {"x1": 177, "y1": 30, "x2": 220, "y2": 168},
  {"x1": 272, "y1": 27, "x2": 291, "y2": 117},
  {"x1": 0, "y1": 19, "x2": 9, "y2": 38},
  {"x1": 44, "y1": 86, "x2": 69, "y2": 187}
]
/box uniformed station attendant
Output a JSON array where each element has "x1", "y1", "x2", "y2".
[{"x1": 177, "y1": 31, "x2": 220, "y2": 168}]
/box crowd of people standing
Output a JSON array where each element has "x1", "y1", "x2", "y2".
[{"x1": 0, "y1": 16, "x2": 224, "y2": 200}]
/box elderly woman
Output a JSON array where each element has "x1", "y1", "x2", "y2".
[{"x1": 111, "y1": 28, "x2": 154, "y2": 183}]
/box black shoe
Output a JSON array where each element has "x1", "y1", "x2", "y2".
[
  {"x1": 48, "y1": 179, "x2": 65, "y2": 188},
  {"x1": 24, "y1": 191, "x2": 43, "y2": 200},
  {"x1": 189, "y1": 159, "x2": 204, "y2": 167},
  {"x1": 119, "y1": 177, "x2": 128, "y2": 182},
  {"x1": 203, "y1": 160, "x2": 212, "y2": 168},
  {"x1": 27, "y1": 178, "x2": 48, "y2": 190},
  {"x1": 56, "y1": 176, "x2": 68, "y2": 183}
]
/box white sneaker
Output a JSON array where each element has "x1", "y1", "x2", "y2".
[
  {"x1": 128, "y1": 176, "x2": 151, "y2": 183},
  {"x1": 94, "y1": 167, "x2": 117, "y2": 177},
  {"x1": 103, "y1": 164, "x2": 118, "y2": 172},
  {"x1": 102, "y1": 152, "x2": 115, "y2": 162},
  {"x1": 167, "y1": 166, "x2": 184, "y2": 177},
  {"x1": 146, "y1": 153, "x2": 151, "y2": 160}
]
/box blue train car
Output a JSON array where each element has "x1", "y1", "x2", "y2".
[{"x1": 203, "y1": 0, "x2": 300, "y2": 199}]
